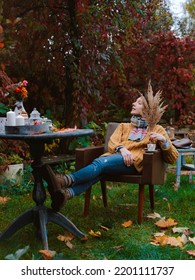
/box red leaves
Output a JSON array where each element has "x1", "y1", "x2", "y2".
[
  {"x1": 76, "y1": 0, "x2": 89, "y2": 13},
  {"x1": 1, "y1": 1, "x2": 195, "y2": 125}
]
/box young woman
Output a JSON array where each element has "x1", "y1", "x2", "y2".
[{"x1": 42, "y1": 97, "x2": 178, "y2": 211}]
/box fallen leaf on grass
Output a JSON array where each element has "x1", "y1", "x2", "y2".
[
  {"x1": 184, "y1": 229, "x2": 194, "y2": 236},
  {"x1": 153, "y1": 232, "x2": 165, "y2": 237},
  {"x1": 151, "y1": 235, "x2": 169, "y2": 246},
  {"x1": 189, "y1": 237, "x2": 195, "y2": 245},
  {"x1": 57, "y1": 232, "x2": 74, "y2": 242},
  {"x1": 81, "y1": 235, "x2": 88, "y2": 241},
  {"x1": 39, "y1": 250, "x2": 56, "y2": 260},
  {"x1": 166, "y1": 236, "x2": 184, "y2": 248},
  {"x1": 122, "y1": 220, "x2": 133, "y2": 228},
  {"x1": 88, "y1": 230, "x2": 101, "y2": 237},
  {"x1": 181, "y1": 234, "x2": 188, "y2": 245},
  {"x1": 0, "y1": 196, "x2": 11, "y2": 204},
  {"x1": 57, "y1": 232, "x2": 74, "y2": 249},
  {"x1": 65, "y1": 240, "x2": 74, "y2": 250},
  {"x1": 155, "y1": 218, "x2": 177, "y2": 229},
  {"x1": 100, "y1": 225, "x2": 110, "y2": 231},
  {"x1": 151, "y1": 235, "x2": 184, "y2": 248},
  {"x1": 172, "y1": 227, "x2": 189, "y2": 233},
  {"x1": 113, "y1": 245, "x2": 124, "y2": 252},
  {"x1": 147, "y1": 212, "x2": 161, "y2": 219},
  {"x1": 186, "y1": 250, "x2": 195, "y2": 257}
]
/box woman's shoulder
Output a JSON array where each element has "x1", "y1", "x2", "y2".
[
  {"x1": 119, "y1": 122, "x2": 134, "y2": 130},
  {"x1": 120, "y1": 122, "x2": 132, "y2": 127},
  {"x1": 154, "y1": 124, "x2": 166, "y2": 132}
]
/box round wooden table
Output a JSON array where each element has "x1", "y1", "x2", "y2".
[{"x1": 0, "y1": 128, "x2": 93, "y2": 249}]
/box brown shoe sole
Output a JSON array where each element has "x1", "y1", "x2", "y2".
[
  {"x1": 42, "y1": 165, "x2": 62, "y2": 193},
  {"x1": 42, "y1": 165, "x2": 66, "y2": 211}
]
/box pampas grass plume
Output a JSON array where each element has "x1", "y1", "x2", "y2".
[{"x1": 140, "y1": 80, "x2": 167, "y2": 131}]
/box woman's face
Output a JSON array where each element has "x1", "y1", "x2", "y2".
[{"x1": 131, "y1": 97, "x2": 144, "y2": 116}]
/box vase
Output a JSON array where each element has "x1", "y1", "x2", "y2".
[
  {"x1": 0, "y1": 163, "x2": 24, "y2": 185},
  {"x1": 14, "y1": 100, "x2": 28, "y2": 119}
]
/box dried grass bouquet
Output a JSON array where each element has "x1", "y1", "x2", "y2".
[{"x1": 140, "y1": 80, "x2": 167, "y2": 131}]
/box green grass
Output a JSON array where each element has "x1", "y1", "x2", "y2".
[{"x1": 0, "y1": 170, "x2": 195, "y2": 260}]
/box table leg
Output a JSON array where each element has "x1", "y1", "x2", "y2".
[
  {"x1": 0, "y1": 209, "x2": 33, "y2": 240},
  {"x1": 36, "y1": 207, "x2": 87, "y2": 249},
  {"x1": 0, "y1": 205, "x2": 87, "y2": 250},
  {"x1": 39, "y1": 207, "x2": 49, "y2": 250},
  {"x1": 0, "y1": 140, "x2": 87, "y2": 249},
  {"x1": 175, "y1": 153, "x2": 182, "y2": 187},
  {"x1": 30, "y1": 144, "x2": 87, "y2": 246},
  {"x1": 46, "y1": 208, "x2": 86, "y2": 239},
  {"x1": 189, "y1": 171, "x2": 192, "y2": 183}
]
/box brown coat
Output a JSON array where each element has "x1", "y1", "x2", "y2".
[{"x1": 102, "y1": 123, "x2": 178, "y2": 173}]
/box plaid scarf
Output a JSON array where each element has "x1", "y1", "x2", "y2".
[{"x1": 128, "y1": 116, "x2": 148, "y2": 141}]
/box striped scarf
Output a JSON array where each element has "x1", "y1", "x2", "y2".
[{"x1": 128, "y1": 116, "x2": 148, "y2": 141}]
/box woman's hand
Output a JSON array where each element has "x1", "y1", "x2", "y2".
[
  {"x1": 149, "y1": 132, "x2": 166, "y2": 144},
  {"x1": 120, "y1": 147, "x2": 134, "y2": 166}
]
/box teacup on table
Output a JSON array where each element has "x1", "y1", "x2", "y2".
[{"x1": 147, "y1": 143, "x2": 156, "y2": 151}]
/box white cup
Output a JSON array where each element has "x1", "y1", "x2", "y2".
[{"x1": 147, "y1": 143, "x2": 156, "y2": 151}]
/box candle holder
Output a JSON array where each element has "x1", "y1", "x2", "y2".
[{"x1": 5, "y1": 124, "x2": 50, "y2": 135}]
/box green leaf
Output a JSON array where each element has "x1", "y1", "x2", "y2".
[{"x1": 0, "y1": 103, "x2": 9, "y2": 115}]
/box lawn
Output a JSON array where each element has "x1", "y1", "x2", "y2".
[{"x1": 0, "y1": 167, "x2": 195, "y2": 260}]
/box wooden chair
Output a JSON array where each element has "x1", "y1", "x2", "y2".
[{"x1": 75, "y1": 122, "x2": 166, "y2": 224}]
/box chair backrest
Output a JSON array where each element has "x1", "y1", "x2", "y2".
[{"x1": 104, "y1": 122, "x2": 119, "y2": 152}]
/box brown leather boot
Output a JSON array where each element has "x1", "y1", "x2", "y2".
[
  {"x1": 42, "y1": 164, "x2": 66, "y2": 197},
  {"x1": 42, "y1": 165, "x2": 68, "y2": 210}
]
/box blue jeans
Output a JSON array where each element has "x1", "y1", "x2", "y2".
[{"x1": 69, "y1": 154, "x2": 138, "y2": 196}]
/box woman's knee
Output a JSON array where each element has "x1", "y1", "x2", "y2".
[{"x1": 92, "y1": 156, "x2": 106, "y2": 166}]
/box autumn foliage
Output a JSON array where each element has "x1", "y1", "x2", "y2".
[{"x1": 0, "y1": 0, "x2": 195, "y2": 126}]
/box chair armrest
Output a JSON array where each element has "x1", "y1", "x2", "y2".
[
  {"x1": 75, "y1": 146, "x2": 104, "y2": 170},
  {"x1": 142, "y1": 150, "x2": 166, "y2": 185}
]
